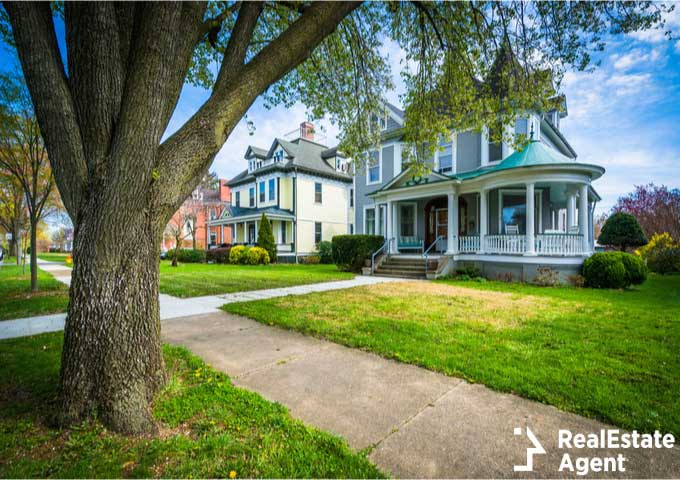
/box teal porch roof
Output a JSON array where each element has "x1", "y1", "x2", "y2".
[{"x1": 369, "y1": 140, "x2": 604, "y2": 196}]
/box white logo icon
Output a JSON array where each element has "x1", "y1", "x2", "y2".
[{"x1": 514, "y1": 426, "x2": 546, "y2": 472}]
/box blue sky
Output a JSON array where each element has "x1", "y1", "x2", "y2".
[{"x1": 3, "y1": 7, "x2": 680, "y2": 215}]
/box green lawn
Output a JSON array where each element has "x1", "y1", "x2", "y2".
[
  {"x1": 224, "y1": 274, "x2": 680, "y2": 437},
  {"x1": 37, "y1": 253, "x2": 70, "y2": 264},
  {"x1": 159, "y1": 261, "x2": 353, "y2": 298},
  {"x1": 0, "y1": 266, "x2": 69, "y2": 321},
  {"x1": 0, "y1": 333, "x2": 383, "y2": 478}
]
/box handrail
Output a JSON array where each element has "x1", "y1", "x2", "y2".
[
  {"x1": 423, "y1": 235, "x2": 444, "y2": 261},
  {"x1": 371, "y1": 237, "x2": 393, "y2": 274},
  {"x1": 423, "y1": 235, "x2": 444, "y2": 276}
]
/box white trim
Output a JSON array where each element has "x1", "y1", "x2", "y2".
[
  {"x1": 398, "y1": 202, "x2": 418, "y2": 238},
  {"x1": 480, "y1": 126, "x2": 489, "y2": 167},
  {"x1": 393, "y1": 142, "x2": 402, "y2": 176},
  {"x1": 498, "y1": 188, "x2": 543, "y2": 234},
  {"x1": 363, "y1": 205, "x2": 377, "y2": 235},
  {"x1": 452, "y1": 253, "x2": 588, "y2": 265}
]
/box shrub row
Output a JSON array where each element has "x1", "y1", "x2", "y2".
[
  {"x1": 229, "y1": 245, "x2": 270, "y2": 265},
  {"x1": 166, "y1": 248, "x2": 206, "y2": 263},
  {"x1": 206, "y1": 246, "x2": 231, "y2": 264},
  {"x1": 331, "y1": 235, "x2": 384, "y2": 272},
  {"x1": 582, "y1": 251, "x2": 647, "y2": 289}
]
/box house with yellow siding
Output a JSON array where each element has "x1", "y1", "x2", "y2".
[{"x1": 209, "y1": 122, "x2": 353, "y2": 261}]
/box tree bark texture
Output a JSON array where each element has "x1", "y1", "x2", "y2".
[{"x1": 4, "y1": 1, "x2": 359, "y2": 433}]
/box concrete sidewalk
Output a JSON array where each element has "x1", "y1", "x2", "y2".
[
  {"x1": 163, "y1": 311, "x2": 680, "y2": 479},
  {"x1": 0, "y1": 264, "x2": 400, "y2": 339}
]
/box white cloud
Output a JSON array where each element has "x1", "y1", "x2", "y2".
[
  {"x1": 628, "y1": 6, "x2": 680, "y2": 43},
  {"x1": 612, "y1": 48, "x2": 661, "y2": 70}
]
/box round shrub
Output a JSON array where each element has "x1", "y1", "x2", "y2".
[
  {"x1": 229, "y1": 245, "x2": 249, "y2": 264},
  {"x1": 316, "y1": 241, "x2": 333, "y2": 264},
  {"x1": 598, "y1": 212, "x2": 647, "y2": 251},
  {"x1": 246, "y1": 246, "x2": 270, "y2": 265},
  {"x1": 636, "y1": 233, "x2": 680, "y2": 274},
  {"x1": 620, "y1": 253, "x2": 648, "y2": 285},
  {"x1": 582, "y1": 252, "x2": 628, "y2": 289}
]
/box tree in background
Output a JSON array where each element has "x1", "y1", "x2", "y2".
[
  {"x1": 1, "y1": 1, "x2": 670, "y2": 433},
  {"x1": 613, "y1": 184, "x2": 680, "y2": 240},
  {"x1": 163, "y1": 203, "x2": 200, "y2": 267},
  {"x1": 0, "y1": 170, "x2": 26, "y2": 262},
  {"x1": 256, "y1": 213, "x2": 276, "y2": 262},
  {"x1": 599, "y1": 212, "x2": 648, "y2": 252},
  {"x1": 0, "y1": 73, "x2": 58, "y2": 291}
]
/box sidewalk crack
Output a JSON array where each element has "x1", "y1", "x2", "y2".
[{"x1": 368, "y1": 381, "x2": 464, "y2": 452}]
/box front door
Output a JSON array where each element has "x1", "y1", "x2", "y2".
[
  {"x1": 424, "y1": 196, "x2": 448, "y2": 249},
  {"x1": 435, "y1": 208, "x2": 448, "y2": 252},
  {"x1": 248, "y1": 223, "x2": 256, "y2": 244}
]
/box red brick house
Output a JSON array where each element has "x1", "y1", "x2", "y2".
[{"x1": 163, "y1": 179, "x2": 232, "y2": 251}]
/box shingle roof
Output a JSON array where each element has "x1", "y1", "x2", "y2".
[{"x1": 227, "y1": 137, "x2": 351, "y2": 186}]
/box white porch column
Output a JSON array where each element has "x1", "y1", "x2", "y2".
[
  {"x1": 446, "y1": 192, "x2": 458, "y2": 254},
  {"x1": 479, "y1": 189, "x2": 488, "y2": 253},
  {"x1": 386, "y1": 200, "x2": 395, "y2": 253},
  {"x1": 392, "y1": 202, "x2": 399, "y2": 252},
  {"x1": 579, "y1": 184, "x2": 590, "y2": 254},
  {"x1": 242, "y1": 221, "x2": 246, "y2": 243},
  {"x1": 567, "y1": 191, "x2": 576, "y2": 228},
  {"x1": 525, "y1": 183, "x2": 536, "y2": 255}
]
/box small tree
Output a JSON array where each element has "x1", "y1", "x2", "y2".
[
  {"x1": 599, "y1": 212, "x2": 647, "y2": 252},
  {"x1": 256, "y1": 213, "x2": 276, "y2": 262}
]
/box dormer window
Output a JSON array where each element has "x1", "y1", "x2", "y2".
[
  {"x1": 438, "y1": 136, "x2": 453, "y2": 173},
  {"x1": 488, "y1": 125, "x2": 503, "y2": 163},
  {"x1": 274, "y1": 150, "x2": 284, "y2": 163}
]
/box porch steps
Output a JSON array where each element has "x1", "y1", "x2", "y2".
[{"x1": 374, "y1": 256, "x2": 428, "y2": 279}]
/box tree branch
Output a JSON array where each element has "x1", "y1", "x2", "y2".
[
  {"x1": 3, "y1": 1, "x2": 87, "y2": 219},
  {"x1": 155, "y1": 1, "x2": 360, "y2": 218}
]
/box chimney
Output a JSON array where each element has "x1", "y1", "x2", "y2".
[
  {"x1": 299, "y1": 121, "x2": 315, "y2": 141},
  {"x1": 219, "y1": 180, "x2": 230, "y2": 202}
]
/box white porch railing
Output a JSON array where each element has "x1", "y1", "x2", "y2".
[
  {"x1": 485, "y1": 235, "x2": 526, "y2": 254},
  {"x1": 458, "y1": 235, "x2": 480, "y2": 253},
  {"x1": 535, "y1": 234, "x2": 583, "y2": 255},
  {"x1": 277, "y1": 243, "x2": 293, "y2": 253}
]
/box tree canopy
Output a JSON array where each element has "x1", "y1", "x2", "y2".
[{"x1": 599, "y1": 212, "x2": 648, "y2": 251}]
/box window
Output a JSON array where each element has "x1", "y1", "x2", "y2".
[
  {"x1": 488, "y1": 125, "x2": 503, "y2": 162},
  {"x1": 365, "y1": 207, "x2": 376, "y2": 235},
  {"x1": 210, "y1": 232, "x2": 216, "y2": 245},
  {"x1": 367, "y1": 150, "x2": 380, "y2": 184},
  {"x1": 235, "y1": 191, "x2": 240, "y2": 208},
  {"x1": 350, "y1": 224, "x2": 354, "y2": 235},
  {"x1": 280, "y1": 222, "x2": 287, "y2": 244},
  {"x1": 515, "y1": 118, "x2": 528, "y2": 137},
  {"x1": 378, "y1": 205, "x2": 385, "y2": 235},
  {"x1": 249, "y1": 187, "x2": 255, "y2": 207},
  {"x1": 314, "y1": 182, "x2": 322, "y2": 203},
  {"x1": 274, "y1": 150, "x2": 284, "y2": 163},
  {"x1": 400, "y1": 204, "x2": 415, "y2": 237},
  {"x1": 268, "y1": 178, "x2": 275, "y2": 201},
  {"x1": 335, "y1": 158, "x2": 342, "y2": 170},
  {"x1": 210, "y1": 209, "x2": 216, "y2": 220},
  {"x1": 438, "y1": 137, "x2": 453, "y2": 173},
  {"x1": 315, "y1": 222, "x2": 322, "y2": 244},
  {"x1": 350, "y1": 188, "x2": 354, "y2": 207},
  {"x1": 499, "y1": 190, "x2": 541, "y2": 234},
  {"x1": 259, "y1": 182, "x2": 265, "y2": 202}
]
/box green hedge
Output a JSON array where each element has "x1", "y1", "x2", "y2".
[
  {"x1": 206, "y1": 246, "x2": 231, "y2": 264},
  {"x1": 582, "y1": 251, "x2": 647, "y2": 289},
  {"x1": 332, "y1": 235, "x2": 384, "y2": 272},
  {"x1": 167, "y1": 248, "x2": 206, "y2": 263}
]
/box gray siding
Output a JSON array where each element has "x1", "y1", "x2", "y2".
[
  {"x1": 457, "y1": 132, "x2": 481, "y2": 173},
  {"x1": 354, "y1": 143, "x2": 396, "y2": 234}
]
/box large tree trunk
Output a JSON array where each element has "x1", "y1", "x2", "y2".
[
  {"x1": 58, "y1": 200, "x2": 166, "y2": 434},
  {"x1": 30, "y1": 217, "x2": 37, "y2": 291}
]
